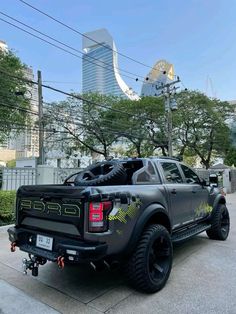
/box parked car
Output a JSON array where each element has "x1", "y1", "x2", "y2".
[{"x1": 8, "y1": 157, "x2": 230, "y2": 293}]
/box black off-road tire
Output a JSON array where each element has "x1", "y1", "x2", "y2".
[
  {"x1": 74, "y1": 161, "x2": 127, "y2": 186},
  {"x1": 206, "y1": 204, "x2": 230, "y2": 240},
  {"x1": 125, "y1": 224, "x2": 173, "y2": 293}
]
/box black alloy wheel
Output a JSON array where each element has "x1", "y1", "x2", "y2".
[
  {"x1": 148, "y1": 233, "x2": 172, "y2": 284},
  {"x1": 126, "y1": 224, "x2": 173, "y2": 293},
  {"x1": 207, "y1": 204, "x2": 230, "y2": 240}
]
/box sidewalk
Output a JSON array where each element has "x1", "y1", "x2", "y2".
[{"x1": 0, "y1": 280, "x2": 59, "y2": 314}]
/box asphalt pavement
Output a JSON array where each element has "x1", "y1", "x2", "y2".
[{"x1": 0, "y1": 193, "x2": 235, "y2": 314}]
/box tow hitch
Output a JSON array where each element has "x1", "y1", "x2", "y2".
[
  {"x1": 57, "y1": 256, "x2": 65, "y2": 269},
  {"x1": 10, "y1": 242, "x2": 16, "y2": 252},
  {"x1": 22, "y1": 255, "x2": 47, "y2": 277}
]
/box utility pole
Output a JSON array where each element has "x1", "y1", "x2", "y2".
[
  {"x1": 166, "y1": 84, "x2": 173, "y2": 157},
  {"x1": 38, "y1": 70, "x2": 44, "y2": 164},
  {"x1": 156, "y1": 77, "x2": 180, "y2": 157}
]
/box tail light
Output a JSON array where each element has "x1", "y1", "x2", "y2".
[{"x1": 88, "y1": 201, "x2": 112, "y2": 232}]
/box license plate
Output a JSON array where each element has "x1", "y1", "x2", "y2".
[{"x1": 36, "y1": 234, "x2": 53, "y2": 251}]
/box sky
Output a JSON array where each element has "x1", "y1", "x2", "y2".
[{"x1": 0, "y1": 0, "x2": 236, "y2": 102}]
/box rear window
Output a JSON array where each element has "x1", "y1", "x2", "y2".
[{"x1": 134, "y1": 161, "x2": 161, "y2": 184}]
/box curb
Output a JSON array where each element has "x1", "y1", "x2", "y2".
[{"x1": 0, "y1": 224, "x2": 13, "y2": 233}]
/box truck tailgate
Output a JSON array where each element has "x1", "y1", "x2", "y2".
[{"x1": 16, "y1": 185, "x2": 87, "y2": 238}]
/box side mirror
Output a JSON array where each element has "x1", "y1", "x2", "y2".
[
  {"x1": 209, "y1": 174, "x2": 218, "y2": 187},
  {"x1": 201, "y1": 179, "x2": 209, "y2": 186}
]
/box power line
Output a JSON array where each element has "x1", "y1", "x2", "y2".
[
  {"x1": 0, "y1": 97, "x2": 148, "y2": 141},
  {"x1": 0, "y1": 102, "x2": 38, "y2": 116},
  {"x1": 0, "y1": 12, "x2": 144, "y2": 83},
  {"x1": 40, "y1": 84, "x2": 157, "y2": 123},
  {"x1": 44, "y1": 109, "x2": 148, "y2": 142},
  {"x1": 52, "y1": 118, "x2": 148, "y2": 142},
  {"x1": 18, "y1": 0, "x2": 157, "y2": 70},
  {"x1": 0, "y1": 13, "x2": 183, "y2": 90},
  {"x1": 45, "y1": 105, "x2": 147, "y2": 132},
  {"x1": 0, "y1": 67, "x2": 158, "y2": 123},
  {"x1": 0, "y1": 92, "x2": 38, "y2": 105}
]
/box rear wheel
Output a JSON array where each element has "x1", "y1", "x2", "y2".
[
  {"x1": 206, "y1": 204, "x2": 230, "y2": 240},
  {"x1": 126, "y1": 224, "x2": 173, "y2": 293}
]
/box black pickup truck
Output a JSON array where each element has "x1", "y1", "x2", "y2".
[{"x1": 8, "y1": 157, "x2": 230, "y2": 293}]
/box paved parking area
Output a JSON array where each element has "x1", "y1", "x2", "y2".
[{"x1": 0, "y1": 194, "x2": 235, "y2": 314}]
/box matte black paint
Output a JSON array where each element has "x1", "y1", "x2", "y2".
[{"x1": 9, "y1": 158, "x2": 226, "y2": 263}]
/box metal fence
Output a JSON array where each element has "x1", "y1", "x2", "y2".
[
  {"x1": 2, "y1": 166, "x2": 235, "y2": 193},
  {"x1": 2, "y1": 168, "x2": 36, "y2": 191},
  {"x1": 1, "y1": 167, "x2": 82, "y2": 191}
]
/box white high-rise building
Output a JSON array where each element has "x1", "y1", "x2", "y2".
[
  {"x1": 0, "y1": 40, "x2": 8, "y2": 52},
  {"x1": 0, "y1": 39, "x2": 39, "y2": 158},
  {"x1": 82, "y1": 29, "x2": 139, "y2": 100},
  {"x1": 8, "y1": 66, "x2": 39, "y2": 158}
]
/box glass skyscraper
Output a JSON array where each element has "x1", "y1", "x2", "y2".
[{"x1": 82, "y1": 29, "x2": 139, "y2": 100}]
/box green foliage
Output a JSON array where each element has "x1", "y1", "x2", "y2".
[
  {"x1": 81, "y1": 93, "x2": 121, "y2": 157},
  {"x1": 173, "y1": 91, "x2": 233, "y2": 168},
  {"x1": 0, "y1": 168, "x2": 2, "y2": 189},
  {"x1": 6, "y1": 159, "x2": 16, "y2": 168},
  {"x1": 0, "y1": 191, "x2": 16, "y2": 226},
  {"x1": 45, "y1": 93, "x2": 122, "y2": 158},
  {"x1": 107, "y1": 96, "x2": 166, "y2": 157},
  {"x1": 224, "y1": 147, "x2": 236, "y2": 167},
  {"x1": 0, "y1": 49, "x2": 32, "y2": 143},
  {"x1": 45, "y1": 90, "x2": 234, "y2": 167}
]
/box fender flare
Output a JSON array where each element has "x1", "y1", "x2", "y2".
[
  {"x1": 211, "y1": 194, "x2": 226, "y2": 214},
  {"x1": 124, "y1": 203, "x2": 171, "y2": 256}
]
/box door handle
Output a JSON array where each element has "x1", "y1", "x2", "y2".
[{"x1": 171, "y1": 189, "x2": 177, "y2": 194}]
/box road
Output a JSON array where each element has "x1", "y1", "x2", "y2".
[{"x1": 0, "y1": 193, "x2": 235, "y2": 314}]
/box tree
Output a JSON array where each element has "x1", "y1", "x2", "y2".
[
  {"x1": 173, "y1": 91, "x2": 233, "y2": 168},
  {"x1": 105, "y1": 98, "x2": 149, "y2": 157},
  {"x1": 46, "y1": 94, "x2": 168, "y2": 159},
  {"x1": 0, "y1": 49, "x2": 32, "y2": 143},
  {"x1": 45, "y1": 93, "x2": 121, "y2": 158},
  {"x1": 224, "y1": 146, "x2": 236, "y2": 167},
  {"x1": 107, "y1": 96, "x2": 167, "y2": 157}
]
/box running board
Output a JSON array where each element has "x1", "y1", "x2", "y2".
[{"x1": 172, "y1": 223, "x2": 211, "y2": 243}]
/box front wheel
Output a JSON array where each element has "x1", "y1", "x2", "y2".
[
  {"x1": 125, "y1": 224, "x2": 173, "y2": 293},
  {"x1": 206, "y1": 204, "x2": 230, "y2": 240}
]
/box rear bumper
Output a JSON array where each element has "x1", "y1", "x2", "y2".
[{"x1": 8, "y1": 226, "x2": 108, "y2": 263}]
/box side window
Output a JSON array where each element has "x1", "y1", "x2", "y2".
[
  {"x1": 135, "y1": 161, "x2": 161, "y2": 184},
  {"x1": 147, "y1": 161, "x2": 155, "y2": 175},
  {"x1": 181, "y1": 165, "x2": 200, "y2": 184},
  {"x1": 161, "y1": 162, "x2": 183, "y2": 184}
]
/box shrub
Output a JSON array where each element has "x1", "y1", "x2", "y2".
[
  {"x1": 6, "y1": 160, "x2": 16, "y2": 168},
  {"x1": 0, "y1": 190, "x2": 16, "y2": 226},
  {"x1": 0, "y1": 168, "x2": 2, "y2": 189}
]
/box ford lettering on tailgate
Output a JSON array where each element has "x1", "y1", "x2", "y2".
[{"x1": 20, "y1": 200, "x2": 81, "y2": 217}]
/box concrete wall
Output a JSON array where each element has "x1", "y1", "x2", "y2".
[
  {"x1": 16, "y1": 157, "x2": 37, "y2": 168},
  {"x1": 229, "y1": 169, "x2": 236, "y2": 193}
]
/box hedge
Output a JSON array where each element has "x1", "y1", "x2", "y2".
[{"x1": 0, "y1": 191, "x2": 16, "y2": 226}]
